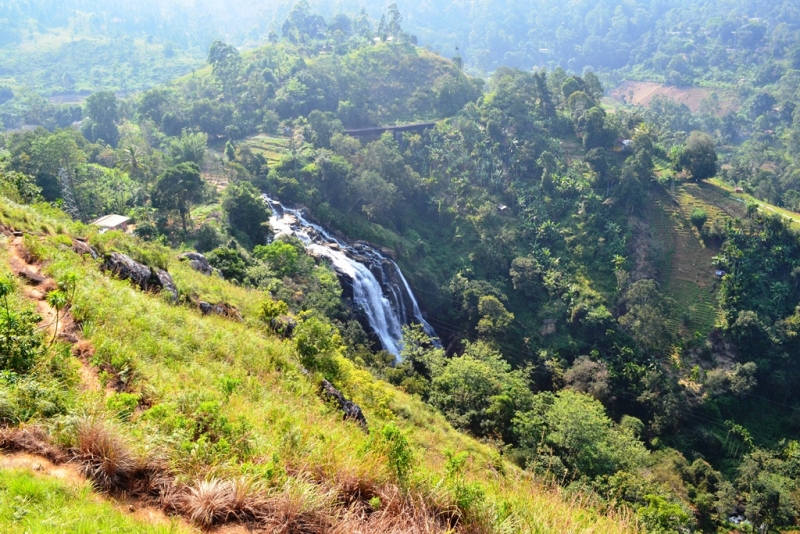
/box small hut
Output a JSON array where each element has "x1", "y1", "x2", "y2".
[{"x1": 91, "y1": 214, "x2": 131, "y2": 233}]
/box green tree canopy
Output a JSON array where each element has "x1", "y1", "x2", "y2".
[
  {"x1": 428, "y1": 341, "x2": 533, "y2": 442},
  {"x1": 151, "y1": 162, "x2": 205, "y2": 232},
  {"x1": 514, "y1": 391, "x2": 648, "y2": 479},
  {"x1": 222, "y1": 181, "x2": 272, "y2": 247},
  {"x1": 679, "y1": 131, "x2": 717, "y2": 181},
  {"x1": 253, "y1": 239, "x2": 301, "y2": 278},
  {"x1": 82, "y1": 91, "x2": 120, "y2": 147}
]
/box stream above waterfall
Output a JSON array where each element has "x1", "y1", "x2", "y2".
[{"x1": 264, "y1": 195, "x2": 439, "y2": 359}]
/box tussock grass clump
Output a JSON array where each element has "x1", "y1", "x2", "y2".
[
  {"x1": 69, "y1": 417, "x2": 174, "y2": 500},
  {"x1": 73, "y1": 417, "x2": 138, "y2": 492},
  {"x1": 333, "y1": 486, "x2": 453, "y2": 534},
  {"x1": 261, "y1": 475, "x2": 336, "y2": 533},
  {"x1": 168, "y1": 475, "x2": 335, "y2": 531},
  {"x1": 170, "y1": 479, "x2": 242, "y2": 527}
]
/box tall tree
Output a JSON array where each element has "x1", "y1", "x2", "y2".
[
  {"x1": 222, "y1": 181, "x2": 272, "y2": 246},
  {"x1": 679, "y1": 131, "x2": 718, "y2": 181},
  {"x1": 207, "y1": 40, "x2": 242, "y2": 100},
  {"x1": 82, "y1": 91, "x2": 120, "y2": 147},
  {"x1": 151, "y1": 163, "x2": 204, "y2": 232}
]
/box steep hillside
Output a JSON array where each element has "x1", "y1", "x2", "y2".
[{"x1": 0, "y1": 198, "x2": 637, "y2": 533}]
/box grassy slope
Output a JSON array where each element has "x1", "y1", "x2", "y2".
[
  {"x1": 0, "y1": 198, "x2": 637, "y2": 533},
  {"x1": 0, "y1": 468, "x2": 190, "y2": 534},
  {"x1": 243, "y1": 134, "x2": 293, "y2": 166},
  {"x1": 709, "y1": 177, "x2": 800, "y2": 228}
]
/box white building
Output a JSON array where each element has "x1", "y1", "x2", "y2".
[{"x1": 91, "y1": 214, "x2": 131, "y2": 233}]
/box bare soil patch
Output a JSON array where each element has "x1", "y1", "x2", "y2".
[{"x1": 609, "y1": 81, "x2": 739, "y2": 115}]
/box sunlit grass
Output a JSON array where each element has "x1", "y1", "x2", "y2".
[
  {"x1": 0, "y1": 197, "x2": 638, "y2": 533},
  {"x1": 0, "y1": 468, "x2": 191, "y2": 534}
]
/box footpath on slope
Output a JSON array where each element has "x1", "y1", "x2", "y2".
[
  {"x1": 1, "y1": 231, "x2": 259, "y2": 534},
  {"x1": 5, "y1": 234, "x2": 102, "y2": 392}
]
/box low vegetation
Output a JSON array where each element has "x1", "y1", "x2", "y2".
[
  {"x1": 2, "y1": 2, "x2": 800, "y2": 532},
  {"x1": 0, "y1": 199, "x2": 637, "y2": 532}
]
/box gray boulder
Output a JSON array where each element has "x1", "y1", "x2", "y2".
[
  {"x1": 154, "y1": 269, "x2": 179, "y2": 302},
  {"x1": 198, "y1": 301, "x2": 243, "y2": 321},
  {"x1": 320, "y1": 379, "x2": 368, "y2": 431},
  {"x1": 269, "y1": 315, "x2": 296, "y2": 338},
  {"x1": 178, "y1": 252, "x2": 214, "y2": 276},
  {"x1": 103, "y1": 252, "x2": 153, "y2": 291},
  {"x1": 102, "y1": 252, "x2": 179, "y2": 301},
  {"x1": 72, "y1": 239, "x2": 98, "y2": 259}
]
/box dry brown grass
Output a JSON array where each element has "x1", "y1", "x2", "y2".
[
  {"x1": 72, "y1": 339, "x2": 95, "y2": 359},
  {"x1": 0, "y1": 425, "x2": 69, "y2": 464},
  {"x1": 166, "y1": 475, "x2": 335, "y2": 531},
  {"x1": 330, "y1": 484, "x2": 455, "y2": 534},
  {"x1": 260, "y1": 476, "x2": 336, "y2": 533},
  {"x1": 73, "y1": 417, "x2": 139, "y2": 492}
]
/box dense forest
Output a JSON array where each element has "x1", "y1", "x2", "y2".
[
  {"x1": 3, "y1": 0, "x2": 800, "y2": 93},
  {"x1": 2, "y1": 1, "x2": 800, "y2": 533}
]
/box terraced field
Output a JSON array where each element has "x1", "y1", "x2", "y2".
[
  {"x1": 648, "y1": 185, "x2": 722, "y2": 335},
  {"x1": 708, "y1": 178, "x2": 800, "y2": 228},
  {"x1": 243, "y1": 134, "x2": 294, "y2": 165},
  {"x1": 689, "y1": 181, "x2": 748, "y2": 220}
]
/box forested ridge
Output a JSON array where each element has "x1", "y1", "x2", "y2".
[{"x1": 1, "y1": 2, "x2": 800, "y2": 533}]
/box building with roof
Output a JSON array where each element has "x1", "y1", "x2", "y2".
[{"x1": 91, "y1": 214, "x2": 131, "y2": 233}]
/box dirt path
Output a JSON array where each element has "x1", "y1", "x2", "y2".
[{"x1": 5, "y1": 234, "x2": 101, "y2": 393}]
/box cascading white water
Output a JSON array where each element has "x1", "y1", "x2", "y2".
[{"x1": 264, "y1": 195, "x2": 439, "y2": 359}]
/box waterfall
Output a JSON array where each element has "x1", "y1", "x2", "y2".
[{"x1": 264, "y1": 195, "x2": 439, "y2": 359}]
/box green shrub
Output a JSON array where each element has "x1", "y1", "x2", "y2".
[
  {"x1": 0, "y1": 277, "x2": 44, "y2": 374},
  {"x1": 690, "y1": 208, "x2": 708, "y2": 232},
  {"x1": 293, "y1": 314, "x2": 342, "y2": 377},
  {"x1": 445, "y1": 450, "x2": 486, "y2": 516},
  {"x1": 372, "y1": 423, "x2": 415, "y2": 487},
  {"x1": 106, "y1": 392, "x2": 141, "y2": 421},
  {"x1": 207, "y1": 247, "x2": 248, "y2": 282},
  {"x1": 193, "y1": 221, "x2": 227, "y2": 252},
  {"x1": 260, "y1": 298, "x2": 289, "y2": 322},
  {"x1": 253, "y1": 240, "x2": 300, "y2": 278},
  {"x1": 0, "y1": 376, "x2": 73, "y2": 423}
]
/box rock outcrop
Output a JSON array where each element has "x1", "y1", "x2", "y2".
[
  {"x1": 269, "y1": 315, "x2": 296, "y2": 338},
  {"x1": 103, "y1": 252, "x2": 154, "y2": 291},
  {"x1": 102, "y1": 252, "x2": 179, "y2": 301},
  {"x1": 178, "y1": 252, "x2": 214, "y2": 276},
  {"x1": 320, "y1": 379, "x2": 368, "y2": 431},
  {"x1": 72, "y1": 239, "x2": 98, "y2": 259},
  {"x1": 154, "y1": 269, "x2": 179, "y2": 302},
  {"x1": 18, "y1": 269, "x2": 46, "y2": 285},
  {"x1": 198, "y1": 301, "x2": 243, "y2": 321}
]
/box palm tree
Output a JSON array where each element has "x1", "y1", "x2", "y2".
[
  {"x1": 46, "y1": 289, "x2": 67, "y2": 346},
  {"x1": 119, "y1": 145, "x2": 149, "y2": 183}
]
